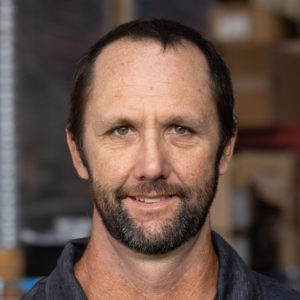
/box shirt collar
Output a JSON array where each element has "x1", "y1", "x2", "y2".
[
  {"x1": 46, "y1": 237, "x2": 88, "y2": 300},
  {"x1": 44, "y1": 232, "x2": 259, "y2": 299},
  {"x1": 212, "y1": 231, "x2": 258, "y2": 300}
]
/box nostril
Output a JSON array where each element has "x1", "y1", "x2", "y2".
[{"x1": 138, "y1": 174, "x2": 166, "y2": 181}]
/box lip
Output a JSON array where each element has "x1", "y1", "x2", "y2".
[
  {"x1": 127, "y1": 195, "x2": 175, "y2": 209},
  {"x1": 129, "y1": 194, "x2": 173, "y2": 199}
]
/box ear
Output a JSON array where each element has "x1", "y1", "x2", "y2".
[
  {"x1": 218, "y1": 133, "x2": 237, "y2": 175},
  {"x1": 66, "y1": 129, "x2": 89, "y2": 180}
]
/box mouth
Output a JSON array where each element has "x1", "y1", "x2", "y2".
[{"x1": 130, "y1": 195, "x2": 175, "y2": 204}]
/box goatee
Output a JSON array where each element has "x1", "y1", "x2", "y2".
[{"x1": 91, "y1": 170, "x2": 218, "y2": 255}]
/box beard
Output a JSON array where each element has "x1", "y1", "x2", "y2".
[{"x1": 90, "y1": 165, "x2": 219, "y2": 255}]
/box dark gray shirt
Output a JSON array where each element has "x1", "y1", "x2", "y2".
[{"x1": 21, "y1": 232, "x2": 300, "y2": 299}]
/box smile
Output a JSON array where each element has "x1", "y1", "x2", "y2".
[{"x1": 131, "y1": 195, "x2": 174, "y2": 203}]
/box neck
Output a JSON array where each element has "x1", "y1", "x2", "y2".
[{"x1": 75, "y1": 210, "x2": 219, "y2": 299}]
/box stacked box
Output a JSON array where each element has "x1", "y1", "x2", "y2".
[
  {"x1": 0, "y1": 248, "x2": 24, "y2": 280},
  {"x1": 233, "y1": 150, "x2": 299, "y2": 268},
  {"x1": 217, "y1": 42, "x2": 275, "y2": 129},
  {"x1": 209, "y1": 3, "x2": 285, "y2": 43},
  {"x1": 273, "y1": 41, "x2": 300, "y2": 125},
  {"x1": 211, "y1": 167, "x2": 233, "y2": 243}
]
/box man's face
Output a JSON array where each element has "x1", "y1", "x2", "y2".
[{"x1": 68, "y1": 39, "x2": 232, "y2": 254}]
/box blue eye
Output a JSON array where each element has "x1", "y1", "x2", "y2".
[
  {"x1": 173, "y1": 126, "x2": 188, "y2": 134},
  {"x1": 115, "y1": 126, "x2": 130, "y2": 135}
]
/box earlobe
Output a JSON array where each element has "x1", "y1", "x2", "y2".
[
  {"x1": 218, "y1": 133, "x2": 237, "y2": 175},
  {"x1": 66, "y1": 129, "x2": 89, "y2": 180}
]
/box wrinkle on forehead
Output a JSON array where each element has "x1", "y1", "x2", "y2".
[{"x1": 90, "y1": 39, "x2": 212, "y2": 102}]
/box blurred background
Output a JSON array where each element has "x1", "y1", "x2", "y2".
[{"x1": 0, "y1": 0, "x2": 299, "y2": 298}]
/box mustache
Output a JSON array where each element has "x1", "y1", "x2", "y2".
[{"x1": 115, "y1": 180, "x2": 193, "y2": 201}]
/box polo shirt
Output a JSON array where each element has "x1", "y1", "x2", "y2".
[{"x1": 21, "y1": 232, "x2": 300, "y2": 299}]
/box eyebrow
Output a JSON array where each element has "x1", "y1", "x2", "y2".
[
  {"x1": 163, "y1": 115, "x2": 206, "y2": 128},
  {"x1": 95, "y1": 117, "x2": 137, "y2": 129},
  {"x1": 95, "y1": 113, "x2": 207, "y2": 130}
]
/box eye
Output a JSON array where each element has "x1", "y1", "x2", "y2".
[
  {"x1": 173, "y1": 125, "x2": 188, "y2": 135},
  {"x1": 115, "y1": 126, "x2": 130, "y2": 136}
]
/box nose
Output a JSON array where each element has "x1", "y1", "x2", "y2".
[{"x1": 133, "y1": 131, "x2": 171, "y2": 181}]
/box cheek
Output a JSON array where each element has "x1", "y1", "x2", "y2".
[
  {"x1": 86, "y1": 143, "x2": 135, "y2": 186},
  {"x1": 170, "y1": 147, "x2": 216, "y2": 183}
]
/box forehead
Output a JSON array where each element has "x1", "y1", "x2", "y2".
[
  {"x1": 86, "y1": 38, "x2": 215, "y2": 121},
  {"x1": 92, "y1": 38, "x2": 211, "y2": 90}
]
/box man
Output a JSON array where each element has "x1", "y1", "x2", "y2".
[{"x1": 22, "y1": 19, "x2": 299, "y2": 299}]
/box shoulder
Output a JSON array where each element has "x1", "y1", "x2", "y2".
[
  {"x1": 252, "y1": 271, "x2": 300, "y2": 300},
  {"x1": 21, "y1": 238, "x2": 89, "y2": 299},
  {"x1": 212, "y1": 231, "x2": 300, "y2": 299},
  {"x1": 20, "y1": 277, "x2": 47, "y2": 300}
]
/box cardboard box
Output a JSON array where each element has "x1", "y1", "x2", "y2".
[
  {"x1": 217, "y1": 42, "x2": 275, "y2": 129},
  {"x1": 232, "y1": 150, "x2": 299, "y2": 267},
  {"x1": 211, "y1": 166, "x2": 233, "y2": 239},
  {"x1": 209, "y1": 3, "x2": 285, "y2": 43},
  {"x1": 272, "y1": 40, "x2": 300, "y2": 125},
  {"x1": 218, "y1": 41, "x2": 300, "y2": 128},
  {"x1": 217, "y1": 42, "x2": 273, "y2": 75},
  {"x1": 234, "y1": 83, "x2": 275, "y2": 129},
  {"x1": 0, "y1": 248, "x2": 24, "y2": 280},
  {"x1": 277, "y1": 224, "x2": 300, "y2": 267},
  {"x1": 233, "y1": 150, "x2": 296, "y2": 221}
]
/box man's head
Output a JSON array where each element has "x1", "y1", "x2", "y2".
[
  {"x1": 66, "y1": 19, "x2": 237, "y2": 255},
  {"x1": 68, "y1": 19, "x2": 236, "y2": 162}
]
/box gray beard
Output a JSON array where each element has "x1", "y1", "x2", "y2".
[{"x1": 91, "y1": 169, "x2": 218, "y2": 255}]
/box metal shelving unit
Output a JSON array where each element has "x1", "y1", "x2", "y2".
[{"x1": 0, "y1": 0, "x2": 18, "y2": 249}]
